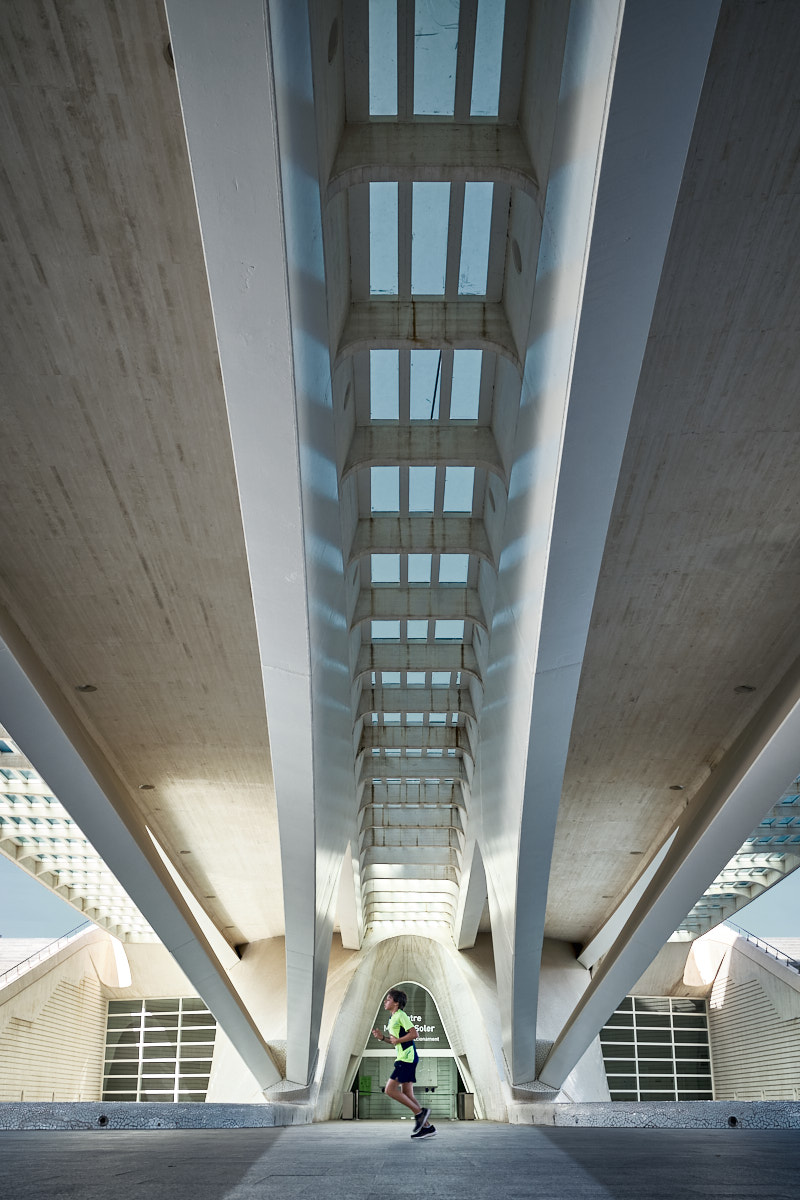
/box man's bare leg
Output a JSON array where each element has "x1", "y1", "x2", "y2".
[{"x1": 385, "y1": 1079, "x2": 422, "y2": 1114}]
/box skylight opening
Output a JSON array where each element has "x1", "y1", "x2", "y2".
[
  {"x1": 384, "y1": 712, "x2": 402, "y2": 724},
  {"x1": 449, "y1": 350, "x2": 482, "y2": 420},
  {"x1": 409, "y1": 465, "x2": 437, "y2": 511},
  {"x1": 431, "y1": 671, "x2": 451, "y2": 687},
  {"x1": 372, "y1": 620, "x2": 401, "y2": 640},
  {"x1": 459, "y1": 183, "x2": 493, "y2": 295},
  {"x1": 369, "y1": 0, "x2": 398, "y2": 115},
  {"x1": 372, "y1": 553, "x2": 400, "y2": 583},
  {"x1": 435, "y1": 619, "x2": 464, "y2": 640},
  {"x1": 382, "y1": 671, "x2": 401, "y2": 686},
  {"x1": 410, "y1": 350, "x2": 442, "y2": 420},
  {"x1": 439, "y1": 553, "x2": 469, "y2": 584},
  {"x1": 407, "y1": 620, "x2": 429, "y2": 640},
  {"x1": 429, "y1": 712, "x2": 447, "y2": 724},
  {"x1": 471, "y1": 0, "x2": 505, "y2": 116},
  {"x1": 371, "y1": 466, "x2": 400, "y2": 511},
  {"x1": 370, "y1": 183, "x2": 398, "y2": 295},
  {"x1": 370, "y1": 350, "x2": 400, "y2": 420},
  {"x1": 408, "y1": 554, "x2": 432, "y2": 583},
  {"x1": 414, "y1": 0, "x2": 459, "y2": 115},
  {"x1": 443, "y1": 465, "x2": 475, "y2": 512},
  {"x1": 407, "y1": 712, "x2": 424, "y2": 725},
  {"x1": 407, "y1": 672, "x2": 426, "y2": 687},
  {"x1": 412, "y1": 183, "x2": 450, "y2": 294}
]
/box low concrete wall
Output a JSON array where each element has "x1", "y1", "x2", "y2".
[
  {"x1": 519, "y1": 1101, "x2": 800, "y2": 1128},
  {"x1": 0, "y1": 1101, "x2": 313, "y2": 1131}
]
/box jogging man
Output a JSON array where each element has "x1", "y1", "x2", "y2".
[{"x1": 372, "y1": 988, "x2": 436, "y2": 1139}]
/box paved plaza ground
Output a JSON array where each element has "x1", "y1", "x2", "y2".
[{"x1": 1, "y1": 1120, "x2": 798, "y2": 1200}]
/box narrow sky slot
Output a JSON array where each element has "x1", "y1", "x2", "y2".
[
  {"x1": 369, "y1": 0, "x2": 398, "y2": 115},
  {"x1": 471, "y1": 0, "x2": 505, "y2": 116},
  {"x1": 459, "y1": 183, "x2": 493, "y2": 295},
  {"x1": 411, "y1": 183, "x2": 450, "y2": 295},
  {"x1": 414, "y1": 0, "x2": 459, "y2": 115},
  {"x1": 370, "y1": 183, "x2": 398, "y2": 295}
]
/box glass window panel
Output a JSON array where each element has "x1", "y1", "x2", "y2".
[
  {"x1": 179, "y1": 1028, "x2": 216, "y2": 1043},
  {"x1": 638, "y1": 1076, "x2": 677, "y2": 1091},
  {"x1": 382, "y1": 671, "x2": 401, "y2": 686},
  {"x1": 601, "y1": 1044, "x2": 635, "y2": 1061},
  {"x1": 103, "y1": 1078, "x2": 139, "y2": 1093},
  {"x1": 369, "y1": 0, "x2": 398, "y2": 115},
  {"x1": 372, "y1": 620, "x2": 401, "y2": 640},
  {"x1": 409, "y1": 466, "x2": 437, "y2": 511},
  {"x1": 411, "y1": 184, "x2": 450, "y2": 295},
  {"x1": 431, "y1": 671, "x2": 451, "y2": 686},
  {"x1": 600, "y1": 1028, "x2": 633, "y2": 1044},
  {"x1": 370, "y1": 350, "x2": 400, "y2": 420},
  {"x1": 610, "y1": 1091, "x2": 638, "y2": 1102},
  {"x1": 429, "y1": 712, "x2": 447, "y2": 724},
  {"x1": 108, "y1": 1001, "x2": 142, "y2": 1015},
  {"x1": 435, "y1": 619, "x2": 464, "y2": 640},
  {"x1": 674, "y1": 1029, "x2": 708, "y2": 1045},
  {"x1": 384, "y1": 712, "x2": 401, "y2": 724},
  {"x1": 639, "y1": 1091, "x2": 677, "y2": 1102},
  {"x1": 449, "y1": 351, "x2": 482, "y2": 420},
  {"x1": 459, "y1": 183, "x2": 493, "y2": 295},
  {"x1": 443, "y1": 465, "x2": 474, "y2": 511},
  {"x1": 371, "y1": 466, "x2": 400, "y2": 512},
  {"x1": 407, "y1": 620, "x2": 428, "y2": 639},
  {"x1": 143, "y1": 1029, "x2": 178, "y2": 1044},
  {"x1": 634, "y1": 997, "x2": 671, "y2": 1013},
  {"x1": 145, "y1": 1014, "x2": 179, "y2": 1029},
  {"x1": 604, "y1": 1012, "x2": 633, "y2": 1028},
  {"x1": 438, "y1": 554, "x2": 469, "y2": 584},
  {"x1": 105, "y1": 1029, "x2": 141, "y2": 1047},
  {"x1": 406, "y1": 672, "x2": 426, "y2": 686},
  {"x1": 414, "y1": 0, "x2": 458, "y2": 115},
  {"x1": 679, "y1": 1089, "x2": 713, "y2": 1101},
  {"x1": 370, "y1": 183, "x2": 398, "y2": 295},
  {"x1": 146, "y1": 999, "x2": 180, "y2": 1013},
  {"x1": 408, "y1": 553, "x2": 432, "y2": 583},
  {"x1": 177, "y1": 1092, "x2": 208, "y2": 1104},
  {"x1": 410, "y1": 350, "x2": 442, "y2": 421},
  {"x1": 372, "y1": 554, "x2": 400, "y2": 584},
  {"x1": 471, "y1": 0, "x2": 505, "y2": 116},
  {"x1": 407, "y1": 713, "x2": 424, "y2": 725},
  {"x1": 605, "y1": 1075, "x2": 638, "y2": 1090}
]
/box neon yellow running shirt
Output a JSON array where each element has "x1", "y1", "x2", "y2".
[{"x1": 387, "y1": 1009, "x2": 415, "y2": 1062}]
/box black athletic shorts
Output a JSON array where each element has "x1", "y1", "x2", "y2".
[{"x1": 389, "y1": 1059, "x2": 417, "y2": 1083}]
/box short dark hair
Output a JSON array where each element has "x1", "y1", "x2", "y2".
[{"x1": 387, "y1": 988, "x2": 407, "y2": 1010}]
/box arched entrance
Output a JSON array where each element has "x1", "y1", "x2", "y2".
[{"x1": 356, "y1": 981, "x2": 463, "y2": 1120}]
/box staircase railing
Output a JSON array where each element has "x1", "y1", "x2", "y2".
[
  {"x1": 0, "y1": 921, "x2": 94, "y2": 987},
  {"x1": 726, "y1": 921, "x2": 800, "y2": 974}
]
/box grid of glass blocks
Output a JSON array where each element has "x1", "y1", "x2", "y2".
[
  {"x1": 600, "y1": 996, "x2": 713, "y2": 1102},
  {"x1": 102, "y1": 998, "x2": 216, "y2": 1103}
]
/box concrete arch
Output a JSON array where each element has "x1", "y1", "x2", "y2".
[{"x1": 315, "y1": 932, "x2": 506, "y2": 1121}]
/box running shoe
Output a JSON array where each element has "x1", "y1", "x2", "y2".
[
  {"x1": 411, "y1": 1123, "x2": 436, "y2": 1139},
  {"x1": 413, "y1": 1106, "x2": 431, "y2": 1132}
]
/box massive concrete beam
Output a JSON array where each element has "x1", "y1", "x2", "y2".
[
  {"x1": 337, "y1": 300, "x2": 520, "y2": 372},
  {"x1": 351, "y1": 587, "x2": 487, "y2": 632},
  {"x1": 358, "y1": 756, "x2": 469, "y2": 785},
  {"x1": 475, "y1": 0, "x2": 721, "y2": 1085},
  {"x1": 354, "y1": 642, "x2": 482, "y2": 685},
  {"x1": 540, "y1": 655, "x2": 800, "y2": 1090},
  {"x1": 348, "y1": 517, "x2": 496, "y2": 567},
  {"x1": 359, "y1": 725, "x2": 472, "y2": 754},
  {"x1": 327, "y1": 121, "x2": 540, "y2": 202},
  {"x1": 342, "y1": 425, "x2": 507, "y2": 484},
  {"x1": 454, "y1": 838, "x2": 488, "y2": 951},
  {"x1": 355, "y1": 686, "x2": 476, "y2": 720},
  {"x1": 0, "y1": 631, "x2": 280, "y2": 1087},
  {"x1": 166, "y1": 0, "x2": 355, "y2": 1085}
]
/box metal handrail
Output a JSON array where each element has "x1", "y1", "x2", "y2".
[
  {"x1": 0, "y1": 920, "x2": 94, "y2": 986},
  {"x1": 726, "y1": 921, "x2": 800, "y2": 974}
]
